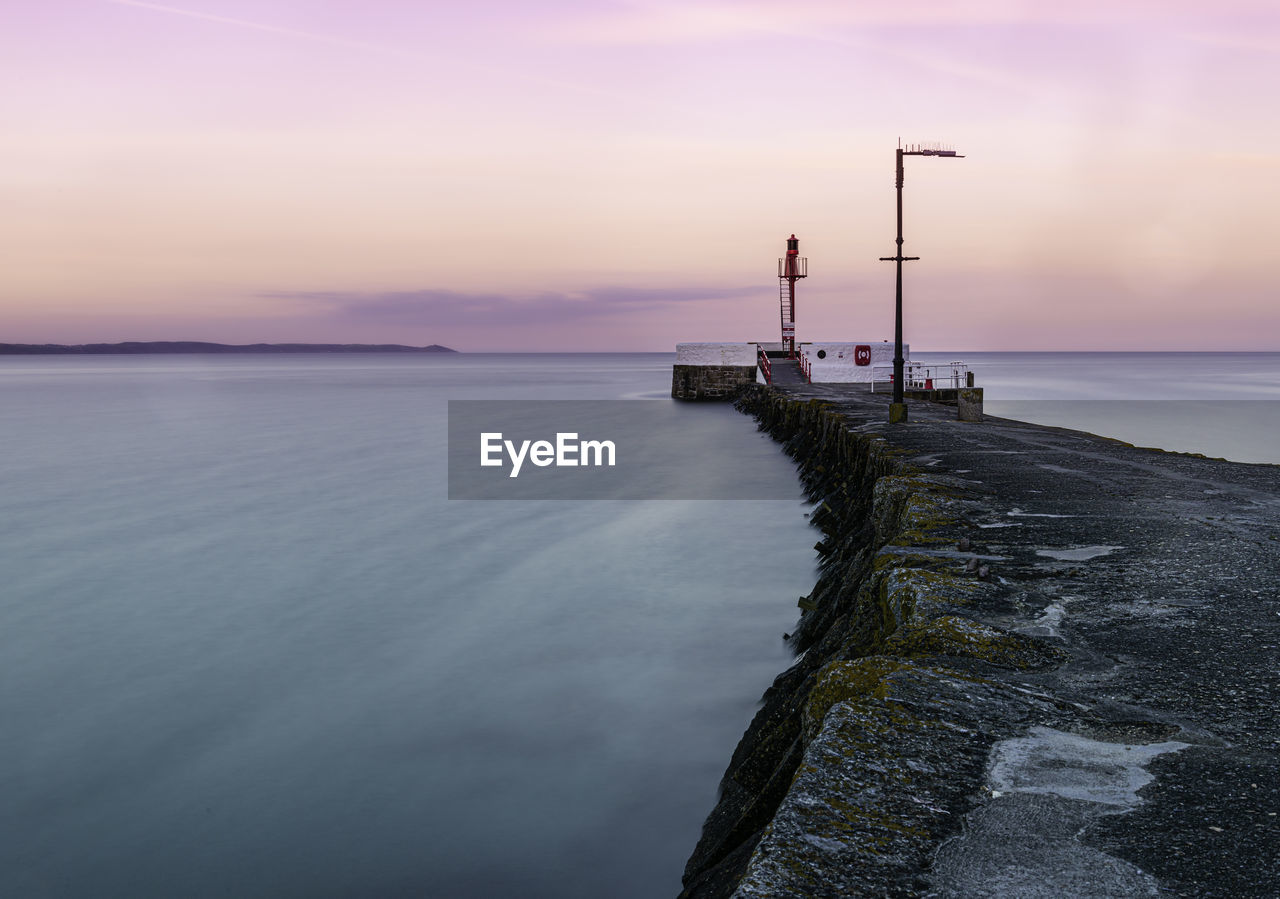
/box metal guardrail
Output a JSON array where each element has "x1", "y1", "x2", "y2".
[
  {"x1": 777, "y1": 257, "x2": 809, "y2": 278},
  {"x1": 758, "y1": 347, "x2": 772, "y2": 385},
  {"x1": 870, "y1": 361, "x2": 972, "y2": 393}
]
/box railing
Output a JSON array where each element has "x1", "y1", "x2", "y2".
[
  {"x1": 758, "y1": 346, "x2": 772, "y2": 384},
  {"x1": 870, "y1": 361, "x2": 972, "y2": 393},
  {"x1": 777, "y1": 257, "x2": 809, "y2": 278},
  {"x1": 799, "y1": 352, "x2": 812, "y2": 383}
]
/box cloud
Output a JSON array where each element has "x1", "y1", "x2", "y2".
[
  {"x1": 104, "y1": 0, "x2": 697, "y2": 115},
  {"x1": 1183, "y1": 31, "x2": 1280, "y2": 54},
  {"x1": 264, "y1": 286, "x2": 761, "y2": 327},
  {"x1": 106, "y1": 0, "x2": 396, "y2": 54},
  {"x1": 547, "y1": 1, "x2": 1270, "y2": 44},
  {"x1": 539, "y1": 2, "x2": 1051, "y2": 99}
]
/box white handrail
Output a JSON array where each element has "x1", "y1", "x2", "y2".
[{"x1": 870, "y1": 362, "x2": 972, "y2": 393}]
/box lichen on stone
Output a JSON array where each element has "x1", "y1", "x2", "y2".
[{"x1": 885, "y1": 614, "x2": 1070, "y2": 670}]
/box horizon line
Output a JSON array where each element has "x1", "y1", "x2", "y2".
[{"x1": 5, "y1": 342, "x2": 1280, "y2": 355}]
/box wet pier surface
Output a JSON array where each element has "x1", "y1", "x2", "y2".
[{"x1": 684, "y1": 385, "x2": 1280, "y2": 898}]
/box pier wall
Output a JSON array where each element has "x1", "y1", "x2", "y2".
[
  {"x1": 672, "y1": 343, "x2": 760, "y2": 401},
  {"x1": 799, "y1": 341, "x2": 900, "y2": 382},
  {"x1": 671, "y1": 365, "x2": 759, "y2": 401},
  {"x1": 680, "y1": 389, "x2": 1064, "y2": 896},
  {"x1": 680, "y1": 385, "x2": 1280, "y2": 897}
]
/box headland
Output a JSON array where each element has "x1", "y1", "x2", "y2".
[{"x1": 0, "y1": 342, "x2": 456, "y2": 354}]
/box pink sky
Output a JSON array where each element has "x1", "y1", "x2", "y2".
[{"x1": 3, "y1": 1, "x2": 1278, "y2": 351}]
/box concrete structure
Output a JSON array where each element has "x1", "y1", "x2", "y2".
[
  {"x1": 682, "y1": 385, "x2": 1280, "y2": 898},
  {"x1": 956, "y1": 386, "x2": 983, "y2": 422},
  {"x1": 671, "y1": 340, "x2": 980, "y2": 420},
  {"x1": 674, "y1": 343, "x2": 758, "y2": 367},
  {"x1": 799, "y1": 341, "x2": 902, "y2": 383},
  {"x1": 671, "y1": 342, "x2": 759, "y2": 401}
]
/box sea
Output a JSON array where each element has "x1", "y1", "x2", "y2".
[
  {"x1": 915, "y1": 351, "x2": 1280, "y2": 465},
  {"x1": 1, "y1": 351, "x2": 1277, "y2": 898}
]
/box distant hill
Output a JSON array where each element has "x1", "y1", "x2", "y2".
[{"x1": 0, "y1": 342, "x2": 457, "y2": 355}]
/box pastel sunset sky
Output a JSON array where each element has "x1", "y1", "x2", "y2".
[{"x1": 4, "y1": 1, "x2": 1278, "y2": 350}]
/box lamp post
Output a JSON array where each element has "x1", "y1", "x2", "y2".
[{"x1": 879, "y1": 142, "x2": 963, "y2": 422}]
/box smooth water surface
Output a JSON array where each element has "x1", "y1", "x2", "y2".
[
  {"x1": 915, "y1": 351, "x2": 1280, "y2": 464},
  {"x1": 5, "y1": 350, "x2": 1277, "y2": 898},
  {"x1": 0, "y1": 354, "x2": 815, "y2": 898}
]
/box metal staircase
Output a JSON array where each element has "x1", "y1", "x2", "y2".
[{"x1": 779, "y1": 280, "x2": 794, "y2": 357}]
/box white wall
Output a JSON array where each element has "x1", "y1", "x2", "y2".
[
  {"x1": 800, "y1": 341, "x2": 907, "y2": 383},
  {"x1": 675, "y1": 343, "x2": 759, "y2": 366}
]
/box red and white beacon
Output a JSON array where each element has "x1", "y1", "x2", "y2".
[{"x1": 778, "y1": 234, "x2": 808, "y2": 359}]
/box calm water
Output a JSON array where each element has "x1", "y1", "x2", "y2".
[
  {"x1": 916, "y1": 351, "x2": 1280, "y2": 465},
  {"x1": 3, "y1": 352, "x2": 1277, "y2": 899},
  {"x1": 0, "y1": 354, "x2": 814, "y2": 898}
]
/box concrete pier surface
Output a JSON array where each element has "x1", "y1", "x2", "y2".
[{"x1": 681, "y1": 384, "x2": 1280, "y2": 898}]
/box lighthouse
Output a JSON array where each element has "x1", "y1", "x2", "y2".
[{"x1": 778, "y1": 234, "x2": 807, "y2": 358}]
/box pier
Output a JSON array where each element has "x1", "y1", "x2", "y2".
[{"x1": 681, "y1": 383, "x2": 1280, "y2": 897}]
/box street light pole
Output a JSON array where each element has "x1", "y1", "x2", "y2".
[{"x1": 879, "y1": 142, "x2": 963, "y2": 422}]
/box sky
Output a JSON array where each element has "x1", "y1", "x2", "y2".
[{"x1": 2, "y1": 1, "x2": 1278, "y2": 351}]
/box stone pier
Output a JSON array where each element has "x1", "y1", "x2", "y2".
[
  {"x1": 671, "y1": 343, "x2": 760, "y2": 401},
  {"x1": 681, "y1": 382, "x2": 1280, "y2": 898}
]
